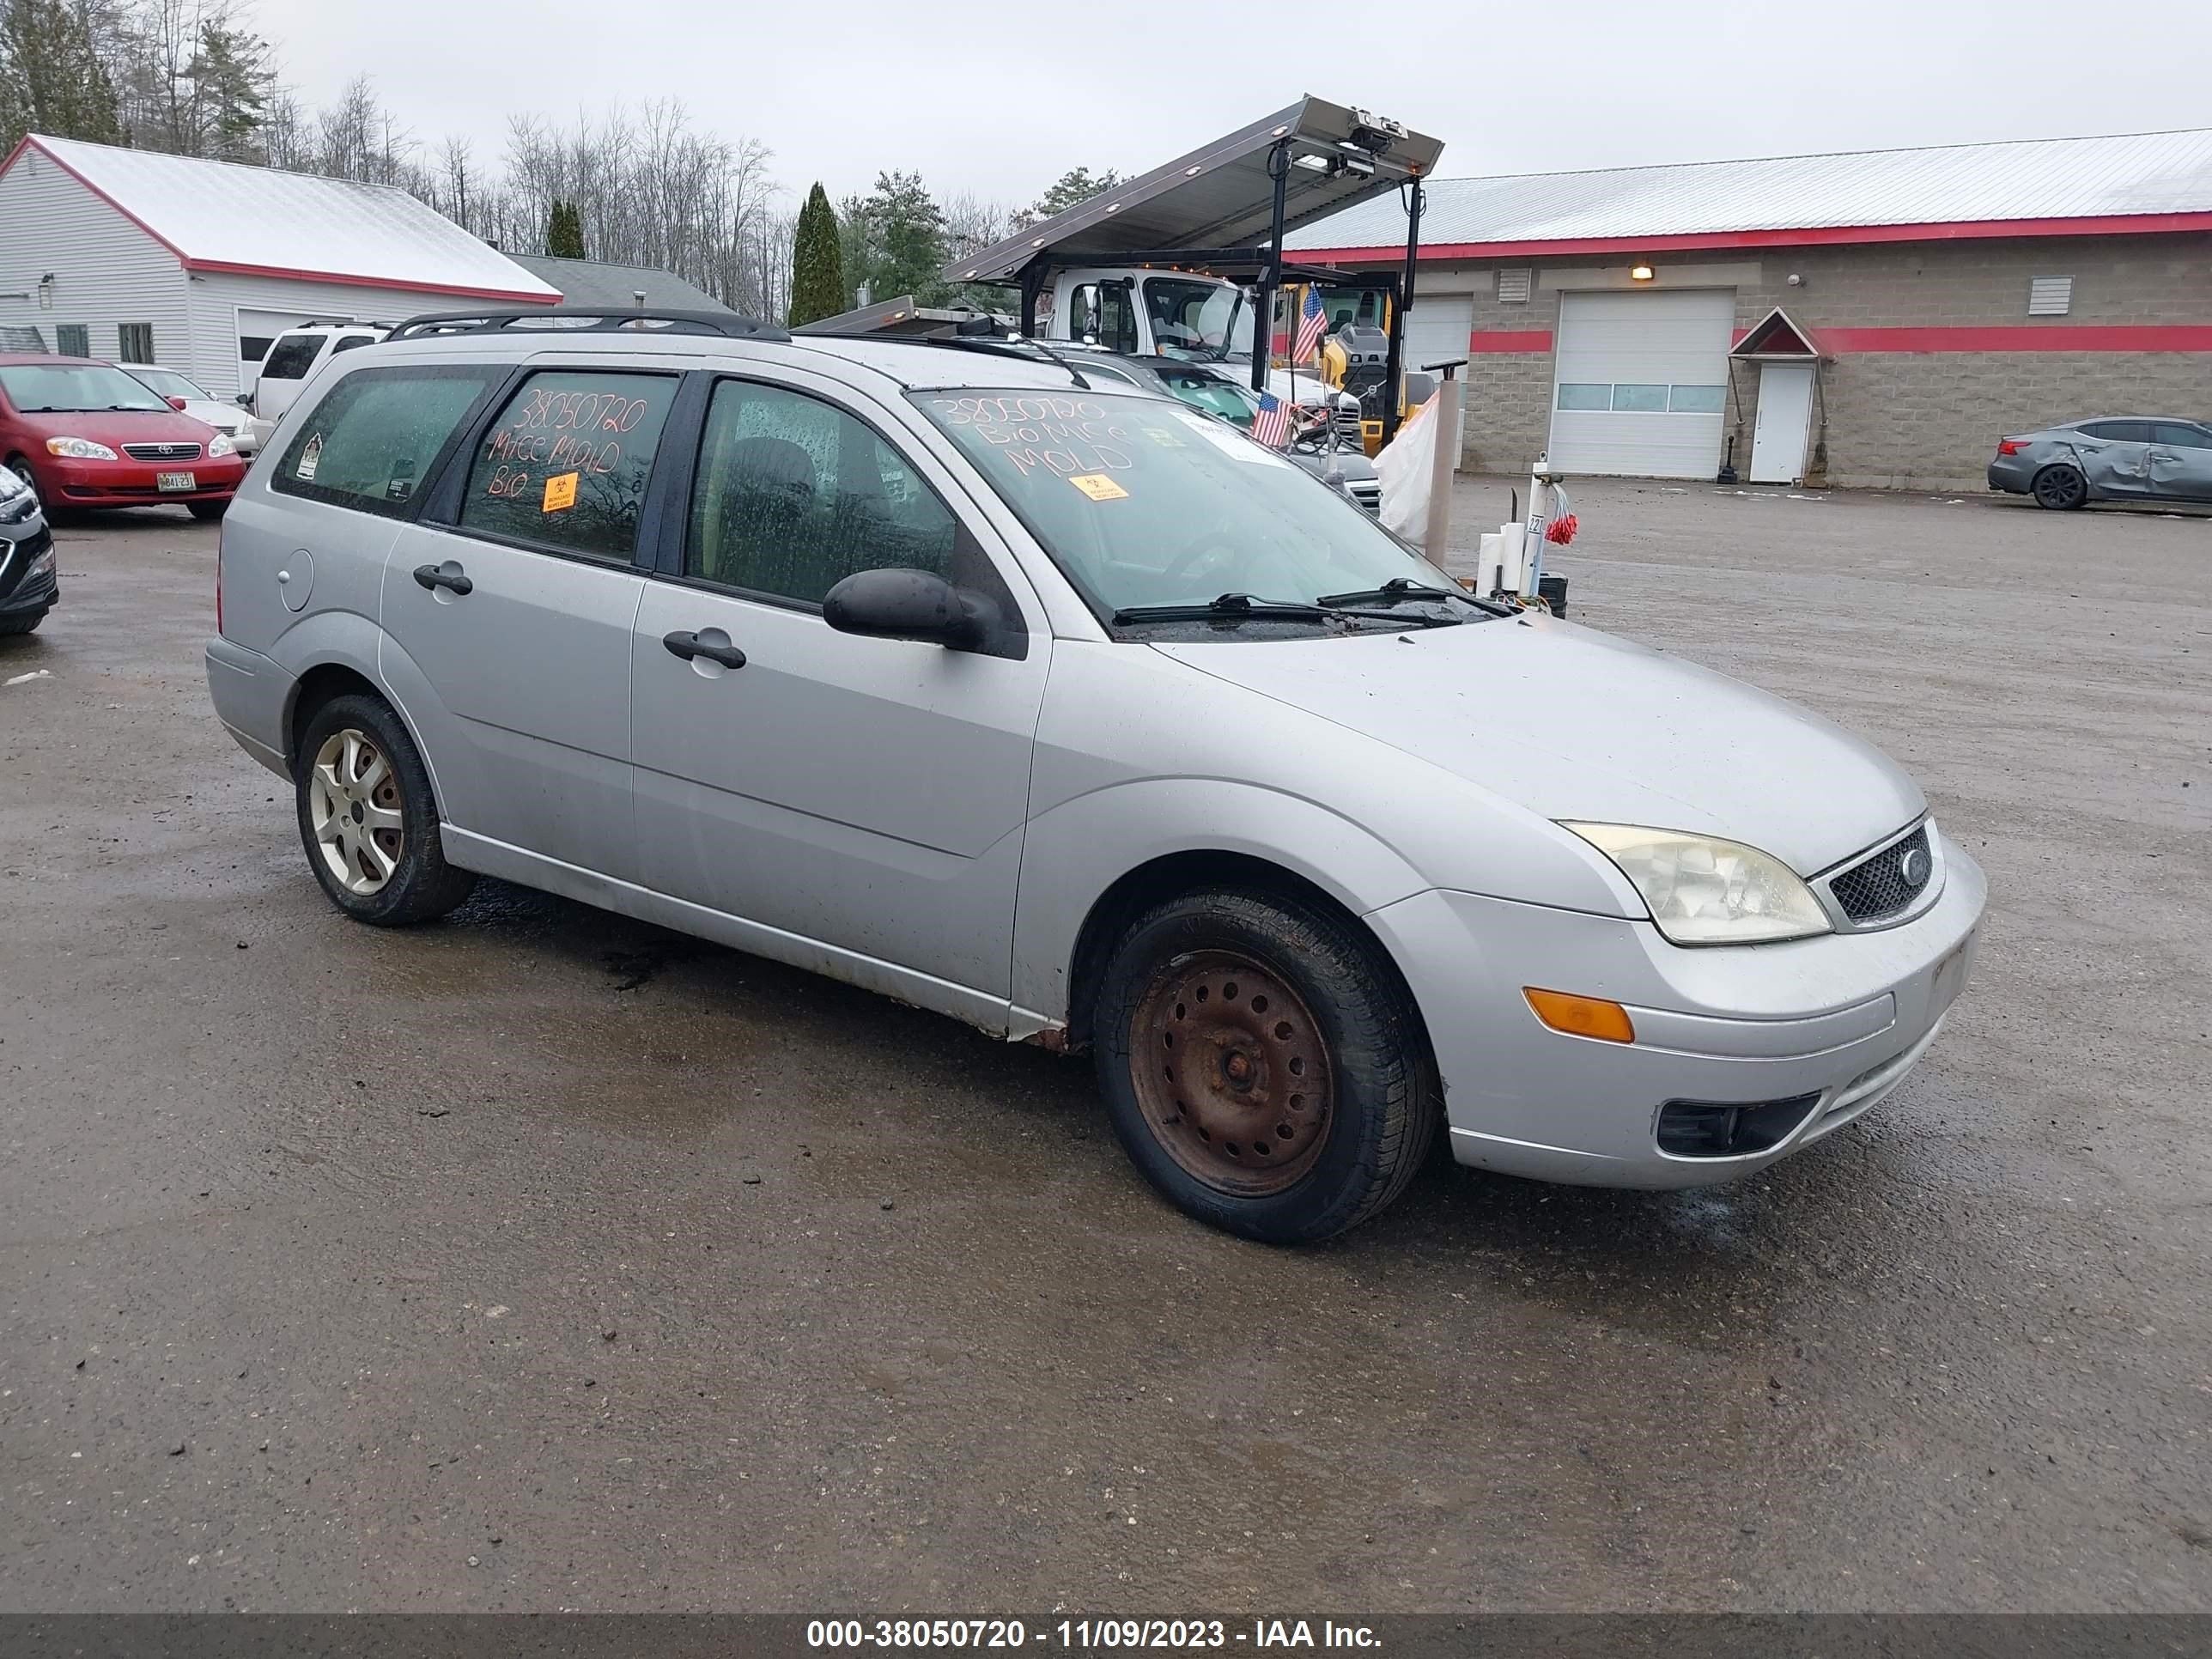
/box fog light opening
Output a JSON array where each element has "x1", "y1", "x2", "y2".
[{"x1": 1656, "y1": 1094, "x2": 1823, "y2": 1158}]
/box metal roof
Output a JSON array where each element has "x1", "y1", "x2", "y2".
[
  {"x1": 1287, "y1": 128, "x2": 2212, "y2": 255},
  {"x1": 7, "y1": 135, "x2": 560, "y2": 302},
  {"x1": 506, "y1": 255, "x2": 733, "y2": 313},
  {"x1": 947, "y1": 96, "x2": 1443, "y2": 284}
]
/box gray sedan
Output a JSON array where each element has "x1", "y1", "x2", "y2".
[{"x1": 1988, "y1": 415, "x2": 2212, "y2": 509}]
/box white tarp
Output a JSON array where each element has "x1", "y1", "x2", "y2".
[{"x1": 1373, "y1": 393, "x2": 1439, "y2": 540}]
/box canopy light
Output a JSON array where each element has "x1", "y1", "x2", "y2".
[{"x1": 1629, "y1": 264, "x2": 1656, "y2": 283}]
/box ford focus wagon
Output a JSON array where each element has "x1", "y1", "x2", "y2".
[{"x1": 205, "y1": 310, "x2": 1984, "y2": 1243}]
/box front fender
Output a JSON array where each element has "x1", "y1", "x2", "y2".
[{"x1": 1009, "y1": 775, "x2": 1434, "y2": 1029}]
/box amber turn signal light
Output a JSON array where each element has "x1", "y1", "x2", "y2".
[{"x1": 1523, "y1": 988, "x2": 1636, "y2": 1044}]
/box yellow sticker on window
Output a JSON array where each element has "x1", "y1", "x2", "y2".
[
  {"x1": 542, "y1": 471, "x2": 580, "y2": 513},
  {"x1": 1067, "y1": 472, "x2": 1128, "y2": 501},
  {"x1": 1141, "y1": 426, "x2": 1183, "y2": 447}
]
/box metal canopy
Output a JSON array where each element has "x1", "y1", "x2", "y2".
[{"x1": 945, "y1": 97, "x2": 1444, "y2": 286}]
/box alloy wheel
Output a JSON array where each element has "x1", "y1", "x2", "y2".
[
  {"x1": 308, "y1": 727, "x2": 404, "y2": 895},
  {"x1": 1129, "y1": 950, "x2": 1334, "y2": 1197}
]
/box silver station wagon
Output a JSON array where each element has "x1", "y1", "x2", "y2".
[{"x1": 206, "y1": 310, "x2": 1984, "y2": 1243}]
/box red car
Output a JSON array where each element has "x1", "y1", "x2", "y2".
[{"x1": 0, "y1": 353, "x2": 247, "y2": 520}]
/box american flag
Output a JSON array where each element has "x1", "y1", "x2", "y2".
[
  {"x1": 1251, "y1": 390, "x2": 1291, "y2": 448},
  {"x1": 1292, "y1": 286, "x2": 1329, "y2": 362}
]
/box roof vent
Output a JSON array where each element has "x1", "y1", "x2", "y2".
[
  {"x1": 1496, "y1": 268, "x2": 1533, "y2": 305},
  {"x1": 2027, "y1": 276, "x2": 2073, "y2": 316}
]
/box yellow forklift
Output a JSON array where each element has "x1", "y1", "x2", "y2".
[{"x1": 1296, "y1": 282, "x2": 1439, "y2": 457}]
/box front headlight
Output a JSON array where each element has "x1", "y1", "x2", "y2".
[
  {"x1": 46, "y1": 435, "x2": 118, "y2": 461},
  {"x1": 206, "y1": 432, "x2": 236, "y2": 458},
  {"x1": 1564, "y1": 823, "x2": 1832, "y2": 945}
]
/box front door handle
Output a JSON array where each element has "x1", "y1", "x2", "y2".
[
  {"x1": 662, "y1": 629, "x2": 747, "y2": 670},
  {"x1": 412, "y1": 562, "x2": 472, "y2": 595}
]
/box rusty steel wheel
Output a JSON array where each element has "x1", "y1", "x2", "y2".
[{"x1": 1129, "y1": 950, "x2": 1335, "y2": 1197}]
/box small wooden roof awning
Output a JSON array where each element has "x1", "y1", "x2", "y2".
[{"x1": 1730, "y1": 307, "x2": 1830, "y2": 362}]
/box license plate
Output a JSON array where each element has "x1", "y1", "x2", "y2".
[
  {"x1": 1930, "y1": 931, "x2": 1974, "y2": 1013},
  {"x1": 156, "y1": 471, "x2": 197, "y2": 492}
]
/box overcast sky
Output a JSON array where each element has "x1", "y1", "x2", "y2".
[{"x1": 262, "y1": 0, "x2": 2212, "y2": 210}]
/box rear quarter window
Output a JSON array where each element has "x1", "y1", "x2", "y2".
[{"x1": 271, "y1": 364, "x2": 501, "y2": 519}]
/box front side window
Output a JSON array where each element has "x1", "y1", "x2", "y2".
[
  {"x1": 260, "y1": 335, "x2": 327, "y2": 381},
  {"x1": 2152, "y1": 422, "x2": 2209, "y2": 450},
  {"x1": 273, "y1": 365, "x2": 499, "y2": 517},
  {"x1": 1067, "y1": 283, "x2": 1139, "y2": 354},
  {"x1": 915, "y1": 386, "x2": 1470, "y2": 625},
  {"x1": 687, "y1": 379, "x2": 975, "y2": 607},
  {"x1": 0, "y1": 362, "x2": 168, "y2": 413},
  {"x1": 458, "y1": 370, "x2": 676, "y2": 561}
]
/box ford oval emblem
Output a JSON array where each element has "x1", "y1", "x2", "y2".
[{"x1": 1899, "y1": 846, "x2": 1930, "y2": 887}]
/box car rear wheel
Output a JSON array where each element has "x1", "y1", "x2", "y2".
[
  {"x1": 1092, "y1": 889, "x2": 1438, "y2": 1244},
  {"x1": 294, "y1": 693, "x2": 475, "y2": 926},
  {"x1": 2032, "y1": 464, "x2": 2088, "y2": 510}
]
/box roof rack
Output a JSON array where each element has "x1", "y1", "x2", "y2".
[
  {"x1": 798, "y1": 329, "x2": 1097, "y2": 389},
  {"x1": 387, "y1": 307, "x2": 788, "y2": 343}
]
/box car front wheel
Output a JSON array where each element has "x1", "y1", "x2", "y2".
[
  {"x1": 2032, "y1": 464, "x2": 2088, "y2": 510},
  {"x1": 1092, "y1": 889, "x2": 1438, "y2": 1244},
  {"x1": 294, "y1": 693, "x2": 475, "y2": 926},
  {"x1": 187, "y1": 500, "x2": 228, "y2": 523}
]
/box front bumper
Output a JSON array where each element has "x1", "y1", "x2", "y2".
[
  {"x1": 1366, "y1": 833, "x2": 1987, "y2": 1188},
  {"x1": 1, "y1": 525, "x2": 56, "y2": 617},
  {"x1": 40, "y1": 455, "x2": 246, "y2": 507},
  {"x1": 204, "y1": 636, "x2": 296, "y2": 777}
]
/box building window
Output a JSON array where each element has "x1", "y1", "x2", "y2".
[
  {"x1": 1610, "y1": 383, "x2": 1669, "y2": 412},
  {"x1": 1557, "y1": 383, "x2": 1610, "y2": 410},
  {"x1": 2027, "y1": 276, "x2": 2073, "y2": 317},
  {"x1": 56, "y1": 324, "x2": 88, "y2": 357},
  {"x1": 1668, "y1": 384, "x2": 1726, "y2": 413},
  {"x1": 1496, "y1": 268, "x2": 1533, "y2": 305},
  {"x1": 117, "y1": 323, "x2": 155, "y2": 362}
]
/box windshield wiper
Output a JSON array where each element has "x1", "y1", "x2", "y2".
[
  {"x1": 1316, "y1": 575, "x2": 1516, "y2": 618},
  {"x1": 1111, "y1": 592, "x2": 1452, "y2": 629}
]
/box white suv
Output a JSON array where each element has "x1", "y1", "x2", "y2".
[{"x1": 245, "y1": 320, "x2": 389, "y2": 450}]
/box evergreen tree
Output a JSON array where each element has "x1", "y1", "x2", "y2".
[
  {"x1": 0, "y1": 0, "x2": 122, "y2": 149},
  {"x1": 848, "y1": 170, "x2": 949, "y2": 307},
  {"x1": 784, "y1": 182, "x2": 845, "y2": 327},
  {"x1": 545, "y1": 199, "x2": 586, "y2": 259},
  {"x1": 185, "y1": 21, "x2": 274, "y2": 161},
  {"x1": 1012, "y1": 166, "x2": 1122, "y2": 230}
]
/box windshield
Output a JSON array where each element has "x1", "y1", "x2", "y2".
[
  {"x1": 1152, "y1": 365, "x2": 1261, "y2": 428},
  {"x1": 0, "y1": 362, "x2": 171, "y2": 414},
  {"x1": 915, "y1": 387, "x2": 1457, "y2": 626},
  {"x1": 129, "y1": 367, "x2": 209, "y2": 402},
  {"x1": 1144, "y1": 277, "x2": 1244, "y2": 362}
]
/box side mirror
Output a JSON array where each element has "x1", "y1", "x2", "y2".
[
  {"x1": 167, "y1": 396, "x2": 189, "y2": 410},
  {"x1": 823, "y1": 568, "x2": 990, "y2": 651},
  {"x1": 234, "y1": 392, "x2": 252, "y2": 409}
]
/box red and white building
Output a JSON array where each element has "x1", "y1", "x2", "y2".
[
  {"x1": 0, "y1": 135, "x2": 557, "y2": 397},
  {"x1": 1287, "y1": 128, "x2": 2212, "y2": 489}
]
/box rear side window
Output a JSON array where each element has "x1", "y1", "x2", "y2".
[
  {"x1": 332, "y1": 334, "x2": 379, "y2": 356},
  {"x1": 261, "y1": 335, "x2": 327, "y2": 380},
  {"x1": 2152, "y1": 422, "x2": 2209, "y2": 449},
  {"x1": 2080, "y1": 420, "x2": 2152, "y2": 443},
  {"x1": 272, "y1": 365, "x2": 500, "y2": 518},
  {"x1": 457, "y1": 370, "x2": 676, "y2": 562}
]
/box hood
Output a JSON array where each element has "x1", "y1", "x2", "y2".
[
  {"x1": 1152, "y1": 615, "x2": 1924, "y2": 876},
  {"x1": 181, "y1": 398, "x2": 244, "y2": 432},
  {"x1": 11, "y1": 406, "x2": 225, "y2": 446}
]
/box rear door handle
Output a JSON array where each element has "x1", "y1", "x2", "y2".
[
  {"x1": 662, "y1": 629, "x2": 746, "y2": 670},
  {"x1": 412, "y1": 562, "x2": 472, "y2": 595}
]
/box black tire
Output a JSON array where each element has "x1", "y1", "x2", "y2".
[
  {"x1": 0, "y1": 608, "x2": 46, "y2": 635},
  {"x1": 294, "y1": 692, "x2": 475, "y2": 926},
  {"x1": 1091, "y1": 888, "x2": 1439, "y2": 1244},
  {"x1": 2032, "y1": 464, "x2": 2088, "y2": 511},
  {"x1": 187, "y1": 500, "x2": 228, "y2": 523},
  {"x1": 5, "y1": 456, "x2": 37, "y2": 504}
]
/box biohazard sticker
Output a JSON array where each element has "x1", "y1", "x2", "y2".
[
  {"x1": 1067, "y1": 472, "x2": 1129, "y2": 501},
  {"x1": 295, "y1": 434, "x2": 322, "y2": 481},
  {"x1": 542, "y1": 471, "x2": 580, "y2": 513}
]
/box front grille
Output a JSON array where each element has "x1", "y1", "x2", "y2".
[
  {"x1": 1828, "y1": 824, "x2": 1932, "y2": 922},
  {"x1": 1346, "y1": 480, "x2": 1382, "y2": 517},
  {"x1": 1334, "y1": 404, "x2": 1364, "y2": 441},
  {"x1": 122, "y1": 441, "x2": 202, "y2": 462}
]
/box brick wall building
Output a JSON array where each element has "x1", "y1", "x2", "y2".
[{"x1": 1288, "y1": 131, "x2": 2212, "y2": 490}]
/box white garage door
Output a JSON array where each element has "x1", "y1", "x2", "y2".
[
  {"x1": 1547, "y1": 289, "x2": 1734, "y2": 478},
  {"x1": 1401, "y1": 295, "x2": 1473, "y2": 458}
]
